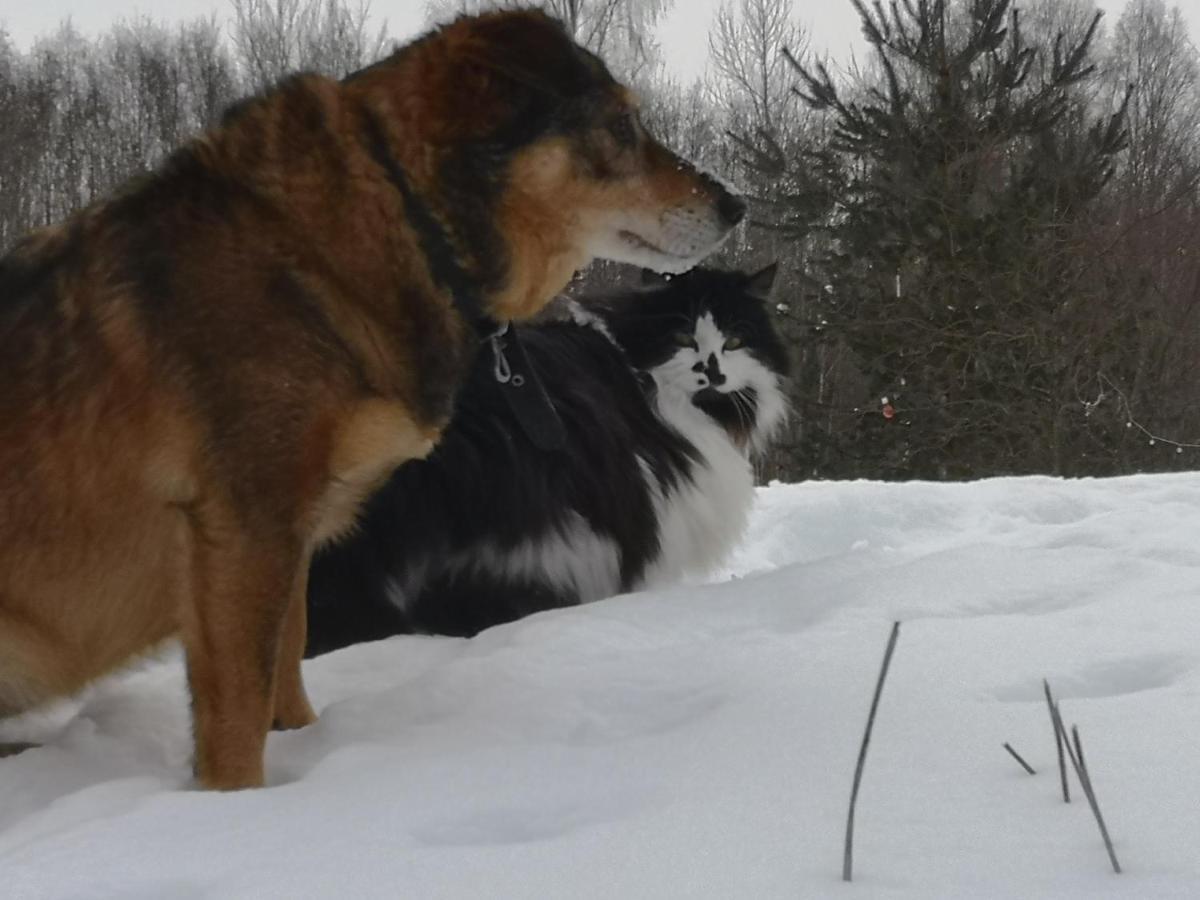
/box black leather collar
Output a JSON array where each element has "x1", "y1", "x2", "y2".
[
  {"x1": 361, "y1": 109, "x2": 500, "y2": 341},
  {"x1": 361, "y1": 112, "x2": 565, "y2": 451}
]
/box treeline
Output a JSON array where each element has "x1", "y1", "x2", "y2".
[
  {"x1": 0, "y1": 0, "x2": 385, "y2": 247},
  {"x1": 1, "y1": 0, "x2": 1198, "y2": 482}
]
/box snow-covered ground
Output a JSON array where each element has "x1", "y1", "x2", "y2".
[{"x1": 3, "y1": 474, "x2": 1200, "y2": 899}]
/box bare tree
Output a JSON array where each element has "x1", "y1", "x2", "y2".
[
  {"x1": 23, "y1": 24, "x2": 99, "y2": 227},
  {"x1": 1076, "y1": 0, "x2": 1200, "y2": 467},
  {"x1": 708, "y1": 0, "x2": 807, "y2": 135},
  {"x1": 231, "y1": 0, "x2": 389, "y2": 88},
  {"x1": 704, "y1": 0, "x2": 835, "y2": 481},
  {"x1": 1107, "y1": 0, "x2": 1200, "y2": 206},
  {"x1": 0, "y1": 31, "x2": 23, "y2": 243},
  {"x1": 705, "y1": 0, "x2": 829, "y2": 242},
  {"x1": 639, "y1": 76, "x2": 723, "y2": 170},
  {"x1": 424, "y1": 0, "x2": 674, "y2": 81},
  {"x1": 177, "y1": 17, "x2": 240, "y2": 129},
  {"x1": 299, "y1": 0, "x2": 390, "y2": 79},
  {"x1": 103, "y1": 20, "x2": 186, "y2": 170}
]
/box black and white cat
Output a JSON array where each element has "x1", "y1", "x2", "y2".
[{"x1": 305, "y1": 264, "x2": 790, "y2": 654}]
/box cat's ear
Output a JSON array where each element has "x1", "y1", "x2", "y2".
[
  {"x1": 640, "y1": 268, "x2": 672, "y2": 288},
  {"x1": 746, "y1": 262, "x2": 779, "y2": 299}
]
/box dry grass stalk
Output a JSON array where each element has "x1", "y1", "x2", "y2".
[
  {"x1": 1003, "y1": 742, "x2": 1036, "y2": 775},
  {"x1": 842, "y1": 621, "x2": 902, "y2": 883},
  {"x1": 1064, "y1": 724, "x2": 1122, "y2": 875},
  {"x1": 1043, "y1": 680, "x2": 1070, "y2": 802}
]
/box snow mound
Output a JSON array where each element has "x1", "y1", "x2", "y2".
[{"x1": 3, "y1": 474, "x2": 1200, "y2": 898}]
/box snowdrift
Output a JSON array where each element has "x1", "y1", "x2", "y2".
[{"x1": 3, "y1": 474, "x2": 1200, "y2": 898}]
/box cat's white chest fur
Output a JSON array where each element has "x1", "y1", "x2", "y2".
[{"x1": 638, "y1": 384, "x2": 756, "y2": 586}]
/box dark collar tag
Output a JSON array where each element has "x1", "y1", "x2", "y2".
[{"x1": 489, "y1": 326, "x2": 567, "y2": 452}]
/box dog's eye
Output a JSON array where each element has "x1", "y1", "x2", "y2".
[
  {"x1": 609, "y1": 111, "x2": 638, "y2": 148},
  {"x1": 673, "y1": 331, "x2": 698, "y2": 350},
  {"x1": 723, "y1": 336, "x2": 744, "y2": 351}
]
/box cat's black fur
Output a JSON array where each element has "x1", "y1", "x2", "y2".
[{"x1": 305, "y1": 265, "x2": 789, "y2": 654}]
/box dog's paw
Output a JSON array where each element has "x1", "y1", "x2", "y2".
[{"x1": 271, "y1": 704, "x2": 318, "y2": 732}]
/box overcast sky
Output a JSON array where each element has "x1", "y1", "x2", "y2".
[{"x1": 1, "y1": 0, "x2": 1197, "y2": 81}]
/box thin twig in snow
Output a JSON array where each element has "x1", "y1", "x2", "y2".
[
  {"x1": 1051, "y1": 700, "x2": 1073, "y2": 777},
  {"x1": 842, "y1": 621, "x2": 901, "y2": 883},
  {"x1": 1043, "y1": 679, "x2": 1070, "y2": 802},
  {"x1": 1003, "y1": 742, "x2": 1036, "y2": 775},
  {"x1": 1047, "y1": 697, "x2": 1122, "y2": 875},
  {"x1": 1064, "y1": 725, "x2": 1122, "y2": 875}
]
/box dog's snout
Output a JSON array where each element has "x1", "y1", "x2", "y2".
[{"x1": 717, "y1": 191, "x2": 747, "y2": 227}]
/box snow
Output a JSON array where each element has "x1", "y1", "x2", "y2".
[{"x1": 4, "y1": 473, "x2": 1200, "y2": 898}]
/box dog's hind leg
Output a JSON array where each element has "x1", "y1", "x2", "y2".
[
  {"x1": 181, "y1": 512, "x2": 302, "y2": 790},
  {"x1": 271, "y1": 562, "x2": 317, "y2": 731}
]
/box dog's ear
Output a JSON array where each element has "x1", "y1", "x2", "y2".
[{"x1": 746, "y1": 262, "x2": 778, "y2": 300}]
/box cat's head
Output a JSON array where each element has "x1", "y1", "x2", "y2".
[{"x1": 593, "y1": 264, "x2": 790, "y2": 452}]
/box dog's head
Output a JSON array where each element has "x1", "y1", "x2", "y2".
[{"x1": 352, "y1": 11, "x2": 746, "y2": 319}]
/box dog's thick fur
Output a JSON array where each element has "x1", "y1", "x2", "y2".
[{"x1": 0, "y1": 11, "x2": 744, "y2": 789}]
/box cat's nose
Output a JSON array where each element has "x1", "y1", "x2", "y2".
[{"x1": 705, "y1": 353, "x2": 726, "y2": 386}]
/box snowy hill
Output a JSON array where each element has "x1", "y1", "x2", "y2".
[{"x1": 3, "y1": 474, "x2": 1200, "y2": 899}]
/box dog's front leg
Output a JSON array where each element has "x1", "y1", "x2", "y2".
[{"x1": 183, "y1": 509, "x2": 301, "y2": 790}]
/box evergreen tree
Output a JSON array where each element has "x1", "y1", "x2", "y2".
[{"x1": 783, "y1": 0, "x2": 1128, "y2": 478}]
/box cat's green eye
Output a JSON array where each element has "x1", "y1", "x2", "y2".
[
  {"x1": 673, "y1": 331, "x2": 697, "y2": 349},
  {"x1": 723, "y1": 336, "x2": 744, "y2": 351}
]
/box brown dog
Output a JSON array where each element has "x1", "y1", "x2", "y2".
[{"x1": 0, "y1": 10, "x2": 744, "y2": 789}]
